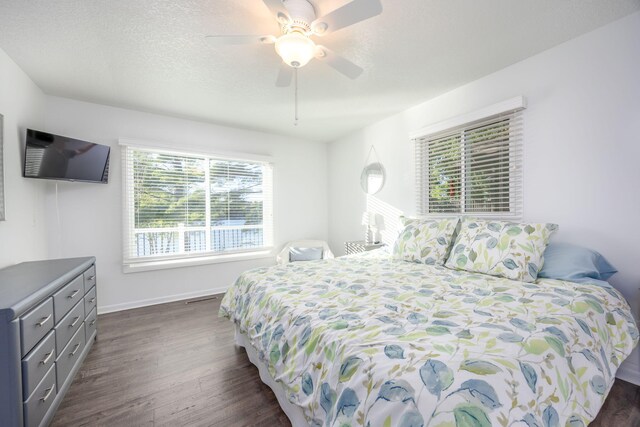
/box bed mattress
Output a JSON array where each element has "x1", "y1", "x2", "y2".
[{"x1": 221, "y1": 251, "x2": 638, "y2": 426}]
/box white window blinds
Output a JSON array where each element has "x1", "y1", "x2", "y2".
[
  {"x1": 415, "y1": 108, "x2": 523, "y2": 217},
  {"x1": 122, "y1": 144, "x2": 273, "y2": 265}
]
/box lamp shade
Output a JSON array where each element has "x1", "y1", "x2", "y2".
[
  {"x1": 361, "y1": 212, "x2": 378, "y2": 226},
  {"x1": 275, "y1": 31, "x2": 316, "y2": 68}
]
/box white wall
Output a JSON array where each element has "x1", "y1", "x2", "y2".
[
  {"x1": 328, "y1": 12, "x2": 640, "y2": 382},
  {"x1": 42, "y1": 97, "x2": 328, "y2": 312},
  {"x1": 0, "y1": 49, "x2": 48, "y2": 267}
]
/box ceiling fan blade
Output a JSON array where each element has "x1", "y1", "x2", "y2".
[
  {"x1": 205, "y1": 35, "x2": 276, "y2": 46},
  {"x1": 275, "y1": 64, "x2": 293, "y2": 87},
  {"x1": 311, "y1": 0, "x2": 382, "y2": 35},
  {"x1": 315, "y1": 46, "x2": 363, "y2": 79},
  {"x1": 263, "y1": 0, "x2": 292, "y2": 25}
]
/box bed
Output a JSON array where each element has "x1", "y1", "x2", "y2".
[{"x1": 220, "y1": 248, "x2": 638, "y2": 427}]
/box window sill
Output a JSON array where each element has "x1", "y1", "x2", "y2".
[{"x1": 122, "y1": 249, "x2": 275, "y2": 274}]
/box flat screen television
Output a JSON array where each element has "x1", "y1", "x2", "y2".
[{"x1": 23, "y1": 129, "x2": 110, "y2": 183}]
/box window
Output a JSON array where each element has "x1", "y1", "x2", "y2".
[
  {"x1": 122, "y1": 144, "x2": 273, "y2": 268},
  {"x1": 414, "y1": 102, "x2": 523, "y2": 217}
]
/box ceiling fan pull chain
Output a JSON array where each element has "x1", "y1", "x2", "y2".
[{"x1": 294, "y1": 67, "x2": 299, "y2": 126}]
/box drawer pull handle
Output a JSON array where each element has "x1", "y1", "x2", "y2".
[
  {"x1": 87, "y1": 275, "x2": 95, "y2": 281},
  {"x1": 67, "y1": 289, "x2": 80, "y2": 299},
  {"x1": 40, "y1": 350, "x2": 54, "y2": 366},
  {"x1": 36, "y1": 314, "x2": 52, "y2": 327},
  {"x1": 40, "y1": 385, "x2": 55, "y2": 402},
  {"x1": 69, "y1": 316, "x2": 80, "y2": 328},
  {"x1": 90, "y1": 320, "x2": 96, "y2": 326},
  {"x1": 89, "y1": 298, "x2": 96, "y2": 304},
  {"x1": 69, "y1": 343, "x2": 81, "y2": 357}
]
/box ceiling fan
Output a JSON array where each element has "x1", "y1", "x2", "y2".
[{"x1": 205, "y1": 0, "x2": 383, "y2": 88}]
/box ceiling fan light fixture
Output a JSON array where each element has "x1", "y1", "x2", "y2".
[{"x1": 275, "y1": 31, "x2": 316, "y2": 68}]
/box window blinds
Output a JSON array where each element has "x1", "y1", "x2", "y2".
[
  {"x1": 415, "y1": 108, "x2": 523, "y2": 217},
  {"x1": 122, "y1": 145, "x2": 273, "y2": 265}
]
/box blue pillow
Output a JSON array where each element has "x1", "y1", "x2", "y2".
[
  {"x1": 289, "y1": 247, "x2": 324, "y2": 262},
  {"x1": 538, "y1": 242, "x2": 617, "y2": 281},
  {"x1": 570, "y1": 278, "x2": 614, "y2": 289}
]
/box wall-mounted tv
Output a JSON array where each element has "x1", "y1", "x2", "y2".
[{"x1": 23, "y1": 129, "x2": 110, "y2": 184}]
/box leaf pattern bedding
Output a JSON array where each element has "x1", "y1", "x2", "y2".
[{"x1": 220, "y1": 251, "x2": 638, "y2": 427}]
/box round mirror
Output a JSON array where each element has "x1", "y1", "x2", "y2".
[{"x1": 360, "y1": 162, "x2": 386, "y2": 194}]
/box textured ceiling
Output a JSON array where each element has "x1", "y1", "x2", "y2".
[{"x1": 0, "y1": 0, "x2": 638, "y2": 142}]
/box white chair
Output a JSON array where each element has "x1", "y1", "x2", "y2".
[{"x1": 276, "y1": 240, "x2": 335, "y2": 265}]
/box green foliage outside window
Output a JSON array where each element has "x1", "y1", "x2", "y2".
[
  {"x1": 428, "y1": 120, "x2": 510, "y2": 214},
  {"x1": 133, "y1": 151, "x2": 264, "y2": 229}
]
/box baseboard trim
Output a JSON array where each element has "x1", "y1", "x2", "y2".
[
  {"x1": 97, "y1": 286, "x2": 230, "y2": 314},
  {"x1": 616, "y1": 360, "x2": 640, "y2": 386}
]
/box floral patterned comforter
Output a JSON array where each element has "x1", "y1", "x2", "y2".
[{"x1": 220, "y1": 251, "x2": 638, "y2": 427}]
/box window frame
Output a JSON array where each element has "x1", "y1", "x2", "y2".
[
  {"x1": 412, "y1": 97, "x2": 525, "y2": 219},
  {"x1": 120, "y1": 139, "x2": 274, "y2": 273}
]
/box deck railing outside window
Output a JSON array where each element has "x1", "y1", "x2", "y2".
[{"x1": 134, "y1": 224, "x2": 264, "y2": 256}]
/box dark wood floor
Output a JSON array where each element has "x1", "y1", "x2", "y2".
[
  {"x1": 52, "y1": 295, "x2": 289, "y2": 426},
  {"x1": 52, "y1": 295, "x2": 640, "y2": 426}
]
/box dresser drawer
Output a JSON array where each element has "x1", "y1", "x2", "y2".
[
  {"x1": 20, "y1": 298, "x2": 54, "y2": 356},
  {"x1": 85, "y1": 306, "x2": 97, "y2": 342},
  {"x1": 53, "y1": 275, "x2": 84, "y2": 323},
  {"x1": 22, "y1": 330, "x2": 56, "y2": 400},
  {"x1": 84, "y1": 286, "x2": 97, "y2": 314},
  {"x1": 23, "y1": 364, "x2": 56, "y2": 427},
  {"x1": 56, "y1": 324, "x2": 86, "y2": 388},
  {"x1": 83, "y1": 265, "x2": 96, "y2": 294},
  {"x1": 55, "y1": 301, "x2": 84, "y2": 355}
]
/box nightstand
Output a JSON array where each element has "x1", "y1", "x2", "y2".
[{"x1": 345, "y1": 240, "x2": 385, "y2": 255}]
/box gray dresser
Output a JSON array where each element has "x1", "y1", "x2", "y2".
[{"x1": 0, "y1": 257, "x2": 97, "y2": 427}]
